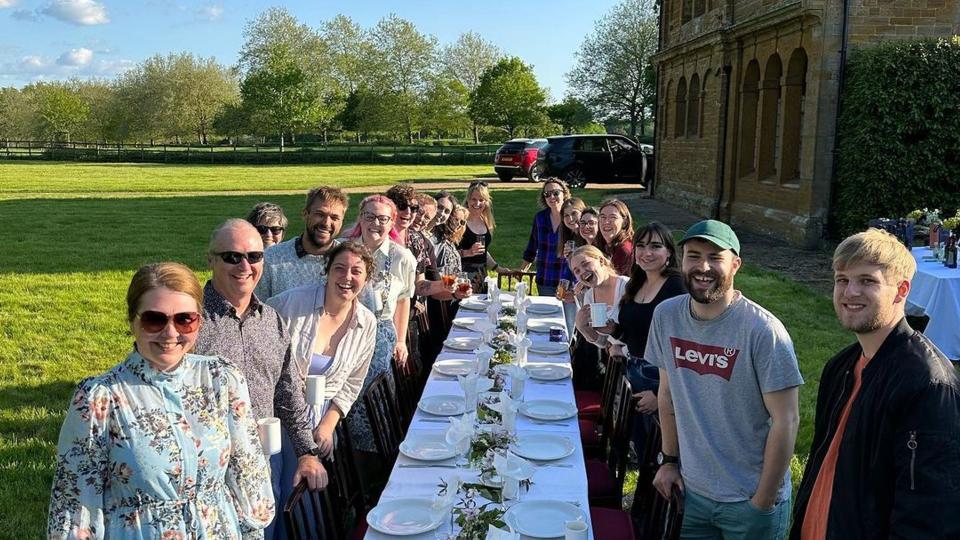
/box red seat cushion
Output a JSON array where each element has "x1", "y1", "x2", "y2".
[
  {"x1": 576, "y1": 390, "x2": 602, "y2": 420},
  {"x1": 590, "y1": 506, "x2": 636, "y2": 540},
  {"x1": 586, "y1": 458, "x2": 617, "y2": 505},
  {"x1": 350, "y1": 510, "x2": 369, "y2": 540}
]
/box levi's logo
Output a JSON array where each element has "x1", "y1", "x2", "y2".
[{"x1": 670, "y1": 337, "x2": 740, "y2": 380}]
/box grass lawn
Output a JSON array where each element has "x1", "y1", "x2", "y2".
[
  {"x1": 0, "y1": 164, "x2": 850, "y2": 537},
  {"x1": 0, "y1": 161, "x2": 489, "y2": 196}
]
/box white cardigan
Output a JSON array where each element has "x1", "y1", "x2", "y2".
[{"x1": 267, "y1": 283, "x2": 377, "y2": 417}]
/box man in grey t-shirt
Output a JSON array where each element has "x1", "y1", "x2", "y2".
[{"x1": 647, "y1": 220, "x2": 803, "y2": 538}]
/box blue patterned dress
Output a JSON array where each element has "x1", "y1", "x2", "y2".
[{"x1": 48, "y1": 352, "x2": 274, "y2": 540}]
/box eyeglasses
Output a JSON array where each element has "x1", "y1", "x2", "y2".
[
  {"x1": 137, "y1": 311, "x2": 201, "y2": 334},
  {"x1": 396, "y1": 200, "x2": 420, "y2": 213},
  {"x1": 469, "y1": 180, "x2": 489, "y2": 188},
  {"x1": 255, "y1": 225, "x2": 284, "y2": 236},
  {"x1": 213, "y1": 251, "x2": 265, "y2": 265},
  {"x1": 544, "y1": 190, "x2": 564, "y2": 199},
  {"x1": 579, "y1": 218, "x2": 599, "y2": 226},
  {"x1": 362, "y1": 212, "x2": 392, "y2": 225}
]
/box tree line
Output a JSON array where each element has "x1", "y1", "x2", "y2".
[{"x1": 0, "y1": 0, "x2": 657, "y2": 146}]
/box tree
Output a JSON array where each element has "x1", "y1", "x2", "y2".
[
  {"x1": 319, "y1": 15, "x2": 373, "y2": 141},
  {"x1": 25, "y1": 82, "x2": 89, "y2": 141},
  {"x1": 238, "y1": 7, "x2": 330, "y2": 147},
  {"x1": 212, "y1": 102, "x2": 250, "y2": 144},
  {"x1": 469, "y1": 57, "x2": 548, "y2": 138},
  {"x1": 547, "y1": 97, "x2": 595, "y2": 133},
  {"x1": 566, "y1": 0, "x2": 658, "y2": 136},
  {"x1": 370, "y1": 14, "x2": 438, "y2": 143},
  {"x1": 0, "y1": 87, "x2": 35, "y2": 140},
  {"x1": 442, "y1": 32, "x2": 503, "y2": 142},
  {"x1": 421, "y1": 76, "x2": 470, "y2": 139}
]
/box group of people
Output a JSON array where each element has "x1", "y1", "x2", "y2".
[{"x1": 47, "y1": 177, "x2": 960, "y2": 540}]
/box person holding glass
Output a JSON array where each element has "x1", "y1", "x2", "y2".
[
  {"x1": 457, "y1": 181, "x2": 509, "y2": 291},
  {"x1": 48, "y1": 262, "x2": 274, "y2": 539}
]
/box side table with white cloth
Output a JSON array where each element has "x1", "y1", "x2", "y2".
[
  {"x1": 364, "y1": 294, "x2": 594, "y2": 539},
  {"x1": 907, "y1": 247, "x2": 960, "y2": 360}
]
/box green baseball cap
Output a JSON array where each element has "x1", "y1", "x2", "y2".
[{"x1": 680, "y1": 220, "x2": 741, "y2": 255}]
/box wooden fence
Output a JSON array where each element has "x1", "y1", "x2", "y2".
[{"x1": 0, "y1": 140, "x2": 501, "y2": 166}]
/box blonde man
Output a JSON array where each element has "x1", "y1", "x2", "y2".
[{"x1": 791, "y1": 228, "x2": 960, "y2": 539}]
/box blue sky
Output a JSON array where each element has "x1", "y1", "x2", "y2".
[{"x1": 0, "y1": 0, "x2": 621, "y2": 100}]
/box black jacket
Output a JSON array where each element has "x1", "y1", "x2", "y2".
[{"x1": 791, "y1": 319, "x2": 960, "y2": 539}]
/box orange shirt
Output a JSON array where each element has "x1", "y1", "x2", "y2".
[{"x1": 802, "y1": 354, "x2": 871, "y2": 540}]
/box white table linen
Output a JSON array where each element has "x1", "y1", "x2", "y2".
[
  {"x1": 907, "y1": 247, "x2": 960, "y2": 360},
  {"x1": 364, "y1": 295, "x2": 594, "y2": 539}
]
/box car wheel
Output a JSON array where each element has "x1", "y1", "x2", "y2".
[
  {"x1": 497, "y1": 171, "x2": 513, "y2": 182},
  {"x1": 563, "y1": 167, "x2": 587, "y2": 189},
  {"x1": 527, "y1": 164, "x2": 542, "y2": 183}
]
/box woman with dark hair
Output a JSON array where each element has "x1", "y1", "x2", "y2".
[
  {"x1": 595, "y1": 199, "x2": 635, "y2": 275},
  {"x1": 429, "y1": 191, "x2": 459, "y2": 246},
  {"x1": 48, "y1": 263, "x2": 274, "y2": 538},
  {"x1": 577, "y1": 207, "x2": 600, "y2": 246},
  {"x1": 606, "y1": 221, "x2": 685, "y2": 518},
  {"x1": 517, "y1": 179, "x2": 571, "y2": 297}
]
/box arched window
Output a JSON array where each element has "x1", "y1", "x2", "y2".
[
  {"x1": 781, "y1": 48, "x2": 807, "y2": 185},
  {"x1": 663, "y1": 80, "x2": 673, "y2": 138},
  {"x1": 757, "y1": 54, "x2": 783, "y2": 180},
  {"x1": 687, "y1": 73, "x2": 700, "y2": 137},
  {"x1": 738, "y1": 60, "x2": 760, "y2": 177},
  {"x1": 699, "y1": 71, "x2": 711, "y2": 137},
  {"x1": 675, "y1": 77, "x2": 687, "y2": 138}
]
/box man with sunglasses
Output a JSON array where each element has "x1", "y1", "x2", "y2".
[
  {"x1": 256, "y1": 186, "x2": 349, "y2": 300},
  {"x1": 195, "y1": 219, "x2": 326, "y2": 540}
]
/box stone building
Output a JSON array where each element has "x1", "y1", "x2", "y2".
[{"x1": 651, "y1": 0, "x2": 960, "y2": 247}]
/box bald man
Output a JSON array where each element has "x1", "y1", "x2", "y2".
[{"x1": 194, "y1": 219, "x2": 326, "y2": 540}]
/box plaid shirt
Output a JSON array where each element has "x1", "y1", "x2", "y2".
[{"x1": 522, "y1": 208, "x2": 565, "y2": 287}]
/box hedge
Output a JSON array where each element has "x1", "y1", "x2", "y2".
[{"x1": 832, "y1": 37, "x2": 960, "y2": 237}]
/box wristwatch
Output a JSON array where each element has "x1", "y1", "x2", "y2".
[
  {"x1": 657, "y1": 452, "x2": 679, "y2": 466},
  {"x1": 306, "y1": 446, "x2": 322, "y2": 458}
]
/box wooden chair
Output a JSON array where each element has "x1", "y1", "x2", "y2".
[
  {"x1": 497, "y1": 270, "x2": 536, "y2": 291},
  {"x1": 391, "y1": 351, "x2": 422, "y2": 430},
  {"x1": 363, "y1": 373, "x2": 404, "y2": 472},
  {"x1": 587, "y1": 375, "x2": 636, "y2": 508},
  {"x1": 581, "y1": 354, "x2": 626, "y2": 458},
  {"x1": 284, "y1": 478, "x2": 327, "y2": 540},
  {"x1": 631, "y1": 418, "x2": 684, "y2": 539}
]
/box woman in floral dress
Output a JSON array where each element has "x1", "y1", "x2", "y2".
[{"x1": 48, "y1": 262, "x2": 274, "y2": 540}]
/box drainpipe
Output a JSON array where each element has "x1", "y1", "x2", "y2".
[
  {"x1": 714, "y1": 64, "x2": 733, "y2": 219},
  {"x1": 650, "y1": 0, "x2": 665, "y2": 199},
  {"x1": 826, "y1": 0, "x2": 851, "y2": 238}
]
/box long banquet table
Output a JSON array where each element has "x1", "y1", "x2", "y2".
[
  {"x1": 907, "y1": 247, "x2": 960, "y2": 360},
  {"x1": 364, "y1": 294, "x2": 594, "y2": 539}
]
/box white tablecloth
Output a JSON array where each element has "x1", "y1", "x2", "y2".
[
  {"x1": 364, "y1": 295, "x2": 594, "y2": 539},
  {"x1": 907, "y1": 247, "x2": 960, "y2": 360}
]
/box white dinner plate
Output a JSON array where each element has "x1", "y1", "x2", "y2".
[
  {"x1": 451, "y1": 317, "x2": 476, "y2": 330},
  {"x1": 398, "y1": 432, "x2": 459, "y2": 461},
  {"x1": 529, "y1": 341, "x2": 569, "y2": 355},
  {"x1": 503, "y1": 500, "x2": 586, "y2": 538},
  {"x1": 512, "y1": 433, "x2": 575, "y2": 461},
  {"x1": 444, "y1": 336, "x2": 481, "y2": 351},
  {"x1": 526, "y1": 303, "x2": 562, "y2": 315},
  {"x1": 459, "y1": 297, "x2": 488, "y2": 311},
  {"x1": 526, "y1": 364, "x2": 572, "y2": 381},
  {"x1": 366, "y1": 497, "x2": 445, "y2": 536},
  {"x1": 433, "y1": 359, "x2": 476, "y2": 377},
  {"x1": 526, "y1": 320, "x2": 557, "y2": 334},
  {"x1": 418, "y1": 394, "x2": 466, "y2": 416},
  {"x1": 519, "y1": 400, "x2": 578, "y2": 421}
]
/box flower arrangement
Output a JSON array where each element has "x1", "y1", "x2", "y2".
[
  {"x1": 497, "y1": 316, "x2": 516, "y2": 333},
  {"x1": 499, "y1": 305, "x2": 517, "y2": 317},
  {"x1": 924, "y1": 208, "x2": 943, "y2": 225},
  {"x1": 477, "y1": 394, "x2": 503, "y2": 425},
  {"x1": 943, "y1": 214, "x2": 960, "y2": 231},
  {"x1": 468, "y1": 430, "x2": 514, "y2": 465},
  {"x1": 436, "y1": 480, "x2": 507, "y2": 540},
  {"x1": 491, "y1": 348, "x2": 514, "y2": 367},
  {"x1": 906, "y1": 209, "x2": 923, "y2": 221}
]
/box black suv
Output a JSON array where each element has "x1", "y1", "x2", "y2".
[
  {"x1": 537, "y1": 134, "x2": 653, "y2": 188},
  {"x1": 493, "y1": 138, "x2": 547, "y2": 182}
]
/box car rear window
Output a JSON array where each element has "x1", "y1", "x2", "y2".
[{"x1": 499, "y1": 142, "x2": 526, "y2": 152}]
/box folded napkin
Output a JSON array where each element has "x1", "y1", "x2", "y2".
[
  {"x1": 515, "y1": 311, "x2": 529, "y2": 334},
  {"x1": 486, "y1": 300, "x2": 501, "y2": 325},
  {"x1": 515, "y1": 281, "x2": 528, "y2": 303},
  {"x1": 506, "y1": 365, "x2": 529, "y2": 401},
  {"x1": 485, "y1": 278, "x2": 499, "y2": 302},
  {"x1": 510, "y1": 336, "x2": 532, "y2": 367},
  {"x1": 488, "y1": 391, "x2": 519, "y2": 432},
  {"x1": 432, "y1": 472, "x2": 462, "y2": 517},
  {"x1": 474, "y1": 344, "x2": 495, "y2": 373},
  {"x1": 493, "y1": 451, "x2": 536, "y2": 500},
  {"x1": 445, "y1": 412, "x2": 476, "y2": 453},
  {"x1": 486, "y1": 524, "x2": 520, "y2": 540}
]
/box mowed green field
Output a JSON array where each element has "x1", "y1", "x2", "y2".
[{"x1": 0, "y1": 162, "x2": 849, "y2": 537}]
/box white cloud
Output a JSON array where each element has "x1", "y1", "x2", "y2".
[
  {"x1": 0, "y1": 0, "x2": 18, "y2": 8},
  {"x1": 57, "y1": 47, "x2": 93, "y2": 66},
  {"x1": 19, "y1": 55, "x2": 48, "y2": 70},
  {"x1": 11, "y1": 8, "x2": 39, "y2": 20},
  {"x1": 196, "y1": 3, "x2": 223, "y2": 21},
  {"x1": 42, "y1": 0, "x2": 109, "y2": 25}
]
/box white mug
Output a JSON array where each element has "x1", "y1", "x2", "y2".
[
  {"x1": 306, "y1": 375, "x2": 326, "y2": 406},
  {"x1": 257, "y1": 417, "x2": 281, "y2": 456},
  {"x1": 564, "y1": 519, "x2": 589, "y2": 540},
  {"x1": 590, "y1": 303, "x2": 608, "y2": 328}
]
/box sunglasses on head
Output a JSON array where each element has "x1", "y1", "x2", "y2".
[
  {"x1": 469, "y1": 180, "x2": 489, "y2": 188},
  {"x1": 213, "y1": 251, "x2": 265, "y2": 265},
  {"x1": 255, "y1": 225, "x2": 284, "y2": 236},
  {"x1": 138, "y1": 311, "x2": 201, "y2": 333}
]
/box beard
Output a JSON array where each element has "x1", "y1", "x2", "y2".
[
  {"x1": 685, "y1": 269, "x2": 732, "y2": 304},
  {"x1": 835, "y1": 303, "x2": 889, "y2": 334},
  {"x1": 306, "y1": 226, "x2": 335, "y2": 250}
]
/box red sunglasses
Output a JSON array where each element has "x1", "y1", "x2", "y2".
[{"x1": 137, "y1": 311, "x2": 201, "y2": 334}]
